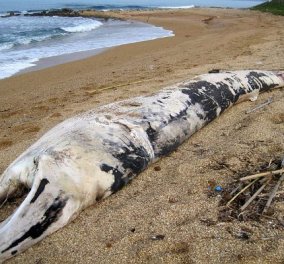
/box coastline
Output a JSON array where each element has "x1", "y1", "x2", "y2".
[
  {"x1": 17, "y1": 47, "x2": 108, "y2": 75},
  {"x1": 1, "y1": 13, "x2": 173, "y2": 79},
  {"x1": 1, "y1": 7, "x2": 284, "y2": 264}
]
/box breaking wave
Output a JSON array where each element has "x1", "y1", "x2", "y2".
[{"x1": 61, "y1": 20, "x2": 102, "y2": 33}]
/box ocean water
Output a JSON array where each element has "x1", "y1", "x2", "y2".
[
  {"x1": 0, "y1": 0, "x2": 265, "y2": 79},
  {"x1": 0, "y1": 0, "x2": 265, "y2": 12},
  {"x1": 0, "y1": 16, "x2": 173, "y2": 79}
]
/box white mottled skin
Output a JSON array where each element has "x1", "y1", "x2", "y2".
[{"x1": 0, "y1": 71, "x2": 283, "y2": 262}]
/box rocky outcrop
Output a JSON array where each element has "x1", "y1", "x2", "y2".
[
  {"x1": 1, "y1": 11, "x2": 21, "y2": 18},
  {"x1": 25, "y1": 8, "x2": 80, "y2": 17}
]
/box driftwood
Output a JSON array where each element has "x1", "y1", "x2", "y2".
[
  {"x1": 263, "y1": 174, "x2": 284, "y2": 214},
  {"x1": 240, "y1": 168, "x2": 284, "y2": 182},
  {"x1": 226, "y1": 178, "x2": 259, "y2": 207},
  {"x1": 221, "y1": 157, "x2": 284, "y2": 222},
  {"x1": 240, "y1": 180, "x2": 270, "y2": 211}
]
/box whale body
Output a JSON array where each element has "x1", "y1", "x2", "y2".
[{"x1": 0, "y1": 70, "x2": 283, "y2": 262}]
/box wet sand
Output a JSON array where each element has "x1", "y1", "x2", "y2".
[
  {"x1": 0, "y1": 8, "x2": 284, "y2": 264},
  {"x1": 18, "y1": 47, "x2": 107, "y2": 75}
]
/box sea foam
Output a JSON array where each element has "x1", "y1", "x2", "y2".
[
  {"x1": 0, "y1": 16, "x2": 173, "y2": 79},
  {"x1": 61, "y1": 20, "x2": 103, "y2": 33}
]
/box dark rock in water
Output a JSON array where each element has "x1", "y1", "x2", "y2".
[
  {"x1": 61, "y1": 8, "x2": 73, "y2": 13},
  {"x1": 23, "y1": 8, "x2": 122, "y2": 21},
  {"x1": 25, "y1": 8, "x2": 80, "y2": 17},
  {"x1": 1, "y1": 11, "x2": 21, "y2": 18}
]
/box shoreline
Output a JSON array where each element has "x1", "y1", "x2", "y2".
[
  {"x1": 2, "y1": 12, "x2": 174, "y2": 79},
  {"x1": 2, "y1": 5, "x2": 267, "y2": 79},
  {"x1": 17, "y1": 47, "x2": 108, "y2": 75},
  {"x1": 0, "y1": 7, "x2": 284, "y2": 264}
]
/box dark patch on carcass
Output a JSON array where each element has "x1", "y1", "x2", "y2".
[
  {"x1": 247, "y1": 71, "x2": 278, "y2": 92},
  {"x1": 30, "y1": 178, "x2": 50, "y2": 203},
  {"x1": 146, "y1": 122, "x2": 157, "y2": 142},
  {"x1": 181, "y1": 81, "x2": 235, "y2": 122},
  {"x1": 113, "y1": 142, "x2": 150, "y2": 175},
  {"x1": 100, "y1": 163, "x2": 125, "y2": 193},
  {"x1": 2, "y1": 196, "x2": 67, "y2": 253}
]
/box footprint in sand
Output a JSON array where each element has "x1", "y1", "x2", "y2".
[
  {"x1": 49, "y1": 112, "x2": 63, "y2": 118},
  {"x1": 31, "y1": 105, "x2": 50, "y2": 112},
  {"x1": 12, "y1": 123, "x2": 40, "y2": 134},
  {"x1": 48, "y1": 97, "x2": 59, "y2": 103},
  {"x1": 23, "y1": 126, "x2": 40, "y2": 134},
  {"x1": 0, "y1": 139, "x2": 13, "y2": 150},
  {"x1": 0, "y1": 110, "x2": 21, "y2": 119},
  {"x1": 271, "y1": 113, "x2": 284, "y2": 124},
  {"x1": 81, "y1": 84, "x2": 97, "y2": 91}
]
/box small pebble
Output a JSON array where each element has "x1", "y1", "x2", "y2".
[
  {"x1": 154, "y1": 166, "x2": 161, "y2": 171},
  {"x1": 168, "y1": 197, "x2": 179, "y2": 203},
  {"x1": 151, "y1": 234, "x2": 165, "y2": 241},
  {"x1": 236, "y1": 230, "x2": 251, "y2": 240},
  {"x1": 106, "y1": 242, "x2": 112, "y2": 248}
]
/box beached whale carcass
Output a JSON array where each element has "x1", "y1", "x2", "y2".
[{"x1": 0, "y1": 70, "x2": 283, "y2": 262}]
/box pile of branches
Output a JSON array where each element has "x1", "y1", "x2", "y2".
[{"x1": 219, "y1": 158, "x2": 284, "y2": 222}]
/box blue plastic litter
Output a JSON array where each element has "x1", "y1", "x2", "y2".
[{"x1": 215, "y1": 186, "x2": 223, "y2": 192}]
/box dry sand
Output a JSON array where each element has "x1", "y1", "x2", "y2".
[{"x1": 0, "y1": 8, "x2": 284, "y2": 264}]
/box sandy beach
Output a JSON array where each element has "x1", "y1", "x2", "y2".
[{"x1": 1, "y1": 8, "x2": 284, "y2": 263}]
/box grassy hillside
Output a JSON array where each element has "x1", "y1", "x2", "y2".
[{"x1": 251, "y1": 1, "x2": 284, "y2": 16}]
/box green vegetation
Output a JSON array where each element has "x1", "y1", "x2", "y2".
[{"x1": 251, "y1": 1, "x2": 284, "y2": 16}]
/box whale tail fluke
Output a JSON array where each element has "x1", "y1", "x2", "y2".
[{"x1": 0, "y1": 155, "x2": 80, "y2": 263}]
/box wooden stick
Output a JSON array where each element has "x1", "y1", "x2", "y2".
[
  {"x1": 263, "y1": 173, "x2": 284, "y2": 214},
  {"x1": 240, "y1": 180, "x2": 270, "y2": 211},
  {"x1": 258, "y1": 190, "x2": 284, "y2": 197},
  {"x1": 240, "y1": 168, "x2": 284, "y2": 182},
  {"x1": 226, "y1": 178, "x2": 259, "y2": 207},
  {"x1": 246, "y1": 97, "x2": 273, "y2": 114},
  {"x1": 229, "y1": 183, "x2": 243, "y2": 196},
  {"x1": 267, "y1": 159, "x2": 273, "y2": 169}
]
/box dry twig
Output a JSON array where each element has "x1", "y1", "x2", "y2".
[
  {"x1": 226, "y1": 178, "x2": 259, "y2": 207},
  {"x1": 258, "y1": 190, "x2": 284, "y2": 197},
  {"x1": 240, "y1": 168, "x2": 284, "y2": 182},
  {"x1": 246, "y1": 97, "x2": 273, "y2": 114},
  {"x1": 267, "y1": 159, "x2": 273, "y2": 169},
  {"x1": 229, "y1": 183, "x2": 242, "y2": 196},
  {"x1": 240, "y1": 179, "x2": 270, "y2": 211},
  {"x1": 263, "y1": 174, "x2": 284, "y2": 214}
]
